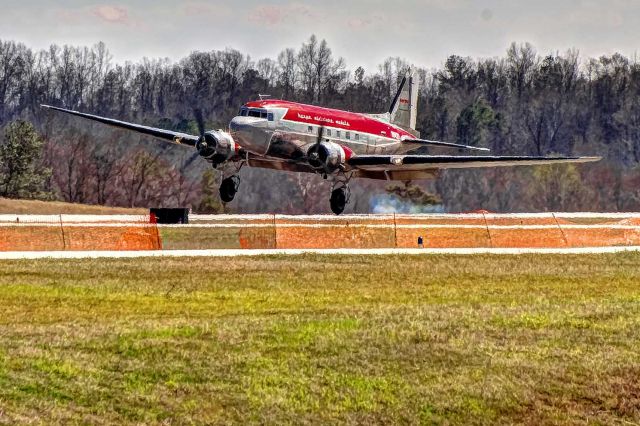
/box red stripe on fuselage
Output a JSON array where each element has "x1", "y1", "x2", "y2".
[{"x1": 244, "y1": 100, "x2": 413, "y2": 140}]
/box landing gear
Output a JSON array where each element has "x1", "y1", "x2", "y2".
[
  {"x1": 219, "y1": 175, "x2": 240, "y2": 203},
  {"x1": 218, "y1": 161, "x2": 244, "y2": 203},
  {"x1": 329, "y1": 172, "x2": 352, "y2": 215},
  {"x1": 330, "y1": 187, "x2": 348, "y2": 215}
]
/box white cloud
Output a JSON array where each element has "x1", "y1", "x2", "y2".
[
  {"x1": 247, "y1": 3, "x2": 320, "y2": 27},
  {"x1": 182, "y1": 1, "x2": 231, "y2": 18},
  {"x1": 91, "y1": 5, "x2": 129, "y2": 24}
]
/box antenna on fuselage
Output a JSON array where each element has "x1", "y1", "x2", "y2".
[{"x1": 258, "y1": 94, "x2": 271, "y2": 101}]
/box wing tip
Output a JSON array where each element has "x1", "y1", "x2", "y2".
[
  {"x1": 576, "y1": 156, "x2": 601, "y2": 163},
  {"x1": 41, "y1": 104, "x2": 70, "y2": 112},
  {"x1": 41, "y1": 104, "x2": 65, "y2": 112}
]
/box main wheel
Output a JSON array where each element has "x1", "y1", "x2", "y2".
[
  {"x1": 330, "y1": 187, "x2": 347, "y2": 215},
  {"x1": 219, "y1": 176, "x2": 239, "y2": 203}
]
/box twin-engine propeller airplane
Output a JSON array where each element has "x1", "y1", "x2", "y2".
[{"x1": 43, "y1": 70, "x2": 599, "y2": 214}]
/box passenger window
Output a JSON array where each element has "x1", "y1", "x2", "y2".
[
  {"x1": 355, "y1": 133, "x2": 360, "y2": 141},
  {"x1": 336, "y1": 130, "x2": 341, "y2": 138},
  {"x1": 346, "y1": 132, "x2": 351, "y2": 140},
  {"x1": 308, "y1": 126, "x2": 313, "y2": 133},
  {"x1": 326, "y1": 129, "x2": 331, "y2": 136},
  {"x1": 267, "y1": 113, "x2": 274, "y2": 121}
]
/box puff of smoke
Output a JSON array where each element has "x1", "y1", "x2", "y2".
[{"x1": 369, "y1": 194, "x2": 444, "y2": 214}]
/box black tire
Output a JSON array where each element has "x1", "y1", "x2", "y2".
[
  {"x1": 219, "y1": 177, "x2": 238, "y2": 203},
  {"x1": 330, "y1": 188, "x2": 347, "y2": 215}
]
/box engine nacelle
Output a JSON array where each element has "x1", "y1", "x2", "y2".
[
  {"x1": 307, "y1": 142, "x2": 352, "y2": 173},
  {"x1": 197, "y1": 130, "x2": 237, "y2": 166}
]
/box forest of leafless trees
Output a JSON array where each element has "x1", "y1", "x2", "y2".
[{"x1": 1, "y1": 34, "x2": 639, "y2": 213}]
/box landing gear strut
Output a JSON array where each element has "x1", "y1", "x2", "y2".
[{"x1": 219, "y1": 175, "x2": 240, "y2": 203}]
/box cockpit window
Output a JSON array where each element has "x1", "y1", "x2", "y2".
[{"x1": 243, "y1": 108, "x2": 270, "y2": 119}]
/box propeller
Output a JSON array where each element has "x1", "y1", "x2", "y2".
[
  {"x1": 185, "y1": 108, "x2": 208, "y2": 169},
  {"x1": 194, "y1": 108, "x2": 206, "y2": 143},
  {"x1": 190, "y1": 108, "x2": 229, "y2": 166},
  {"x1": 181, "y1": 150, "x2": 201, "y2": 171},
  {"x1": 193, "y1": 108, "x2": 216, "y2": 159},
  {"x1": 307, "y1": 125, "x2": 326, "y2": 169}
]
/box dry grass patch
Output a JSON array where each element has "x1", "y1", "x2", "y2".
[{"x1": 0, "y1": 198, "x2": 146, "y2": 215}]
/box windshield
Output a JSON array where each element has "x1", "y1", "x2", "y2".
[{"x1": 239, "y1": 107, "x2": 274, "y2": 121}]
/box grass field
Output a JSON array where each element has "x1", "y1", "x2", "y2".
[
  {"x1": 159, "y1": 227, "x2": 243, "y2": 250},
  {"x1": 0, "y1": 198, "x2": 146, "y2": 215},
  {"x1": 0, "y1": 254, "x2": 638, "y2": 424}
]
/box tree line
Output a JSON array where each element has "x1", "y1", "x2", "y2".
[{"x1": 1, "y1": 35, "x2": 639, "y2": 213}]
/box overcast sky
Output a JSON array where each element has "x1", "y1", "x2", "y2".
[{"x1": 1, "y1": 0, "x2": 638, "y2": 71}]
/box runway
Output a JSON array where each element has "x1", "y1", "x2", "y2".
[{"x1": 1, "y1": 246, "x2": 639, "y2": 260}]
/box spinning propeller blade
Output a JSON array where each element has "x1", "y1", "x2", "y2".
[
  {"x1": 316, "y1": 125, "x2": 325, "y2": 146},
  {"x1": 194, "y1": 108, "x2": 206, "y2": 138},
  {"x1": 307, "y1": 125, "x2": 326, "y2": 167}
]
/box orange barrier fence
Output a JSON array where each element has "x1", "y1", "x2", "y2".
[
  {"x1": 174, "y1": 213, "x2": 640, "y2": 249},
  {"x1": 0, "y1": 215, "x2": 161, "y2": 251},
  {"x1": 3, "y1": 213, "x2": 640, "y2": 251}
]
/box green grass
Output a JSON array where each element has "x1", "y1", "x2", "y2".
[
  {"x1": 158, "y1": 227, "x2": 242, "y2": 249},
  {"x1": 0, "y1": 254, "x2": 639, "y2": 424},
  {"x1": 158, "y1": 227, "x2": 276, "y2": 249}
]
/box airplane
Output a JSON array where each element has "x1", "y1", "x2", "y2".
[{"x1": 42, "y1": 69, "x2": 600, "y2": 215}]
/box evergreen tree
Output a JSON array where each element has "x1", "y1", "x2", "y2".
[
  {"x1": 0, "y1": 120, "x2": 51, "y2": 199},
  {"x1": 196, "y1": 169, "x2": 224, "y2": 213}
]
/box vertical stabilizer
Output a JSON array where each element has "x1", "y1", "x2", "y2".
[{"x1": 388, "y1": 68, "x2": 419, "y2": 136}]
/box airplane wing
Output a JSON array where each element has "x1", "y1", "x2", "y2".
[
  {"x1": 402, "y1": 138, "x2": 490, "y2": 152},
  {"x1": 349, "y1": 154, "x2": 600, "y2": 169},
  {"x1": 347, "y1": 154, "x2": 601, "y2": 180},
  {"x1": 41, "y1": 105, "x2": 200, "y2": 146}
]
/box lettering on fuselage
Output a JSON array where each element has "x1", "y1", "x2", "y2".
[{"x1": 297, "y1": 112, "x2": 351, "y2": 128}]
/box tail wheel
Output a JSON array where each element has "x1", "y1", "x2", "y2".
[{"x1": 330, "y1": 187, "x2": 347, "y2": 215}]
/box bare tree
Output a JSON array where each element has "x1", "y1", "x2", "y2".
[
  {"x1": 256, "y1": 58, "x2": 278, "y2": 92},
  {"x1": 277, "y1": 48, "x2": 296, "y2": 99}
]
